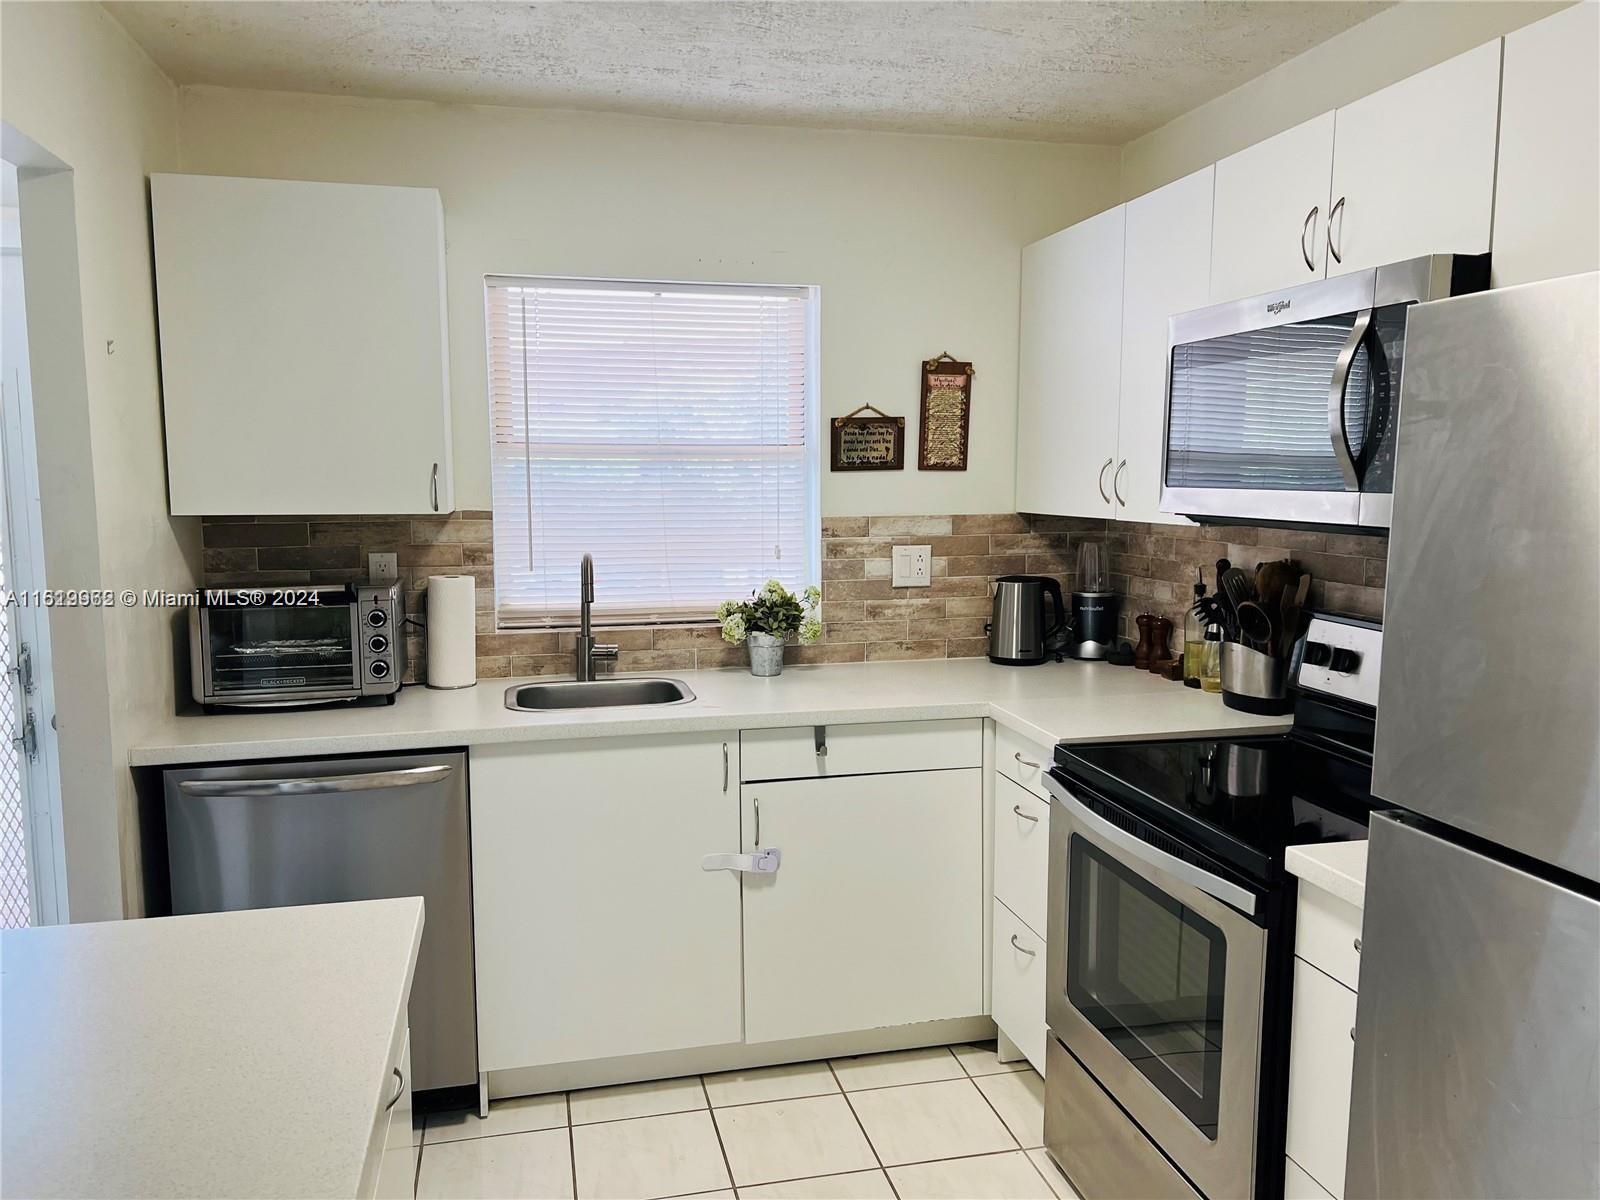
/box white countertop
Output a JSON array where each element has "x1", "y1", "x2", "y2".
[
  {"x1": 128, "y1": 657, "x2": 1291, "y2": 765},
  {"x1": 0, "y1": 899, "x2": 423, "y2": 1199},
  {"x1": 1286, "y1": 840, "x2": 1369, "y2": 909}
]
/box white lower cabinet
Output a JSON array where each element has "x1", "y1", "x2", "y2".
[
  {"x1": 470, "y1": 735, "x2": 743, "y2": 1070},
  {"x1": 1285, "y1": 959, "x2": 1357, "y2": 1198},
  {"x1": 741, "y1": 768, "x2": 984, "y2": 1043},
  {"x1": 994, "y1": 776, "x2": 1048, "y2": 935},
  {"x1": 372, "y1": 1029, "x2": 416, "y2": 1199},
  {"x1": 991, "y1": 901, "x2": 1046, "y2": 1074},
  {"x1": 1284, "y1": 878, "x2": 1365, "y2": 1200}
]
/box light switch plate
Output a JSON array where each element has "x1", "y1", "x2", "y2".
[
  {"x1": 891, "y1": 545, "x2": 932, "y2": 587},
  {"x1": 368, "y1": 552, "x2": 399, "y2": 585}
]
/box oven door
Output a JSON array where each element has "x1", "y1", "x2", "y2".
[
  {"x1": 1044, "y1": 770, "x2": 1267, "y2": 1200},
  {"x1": 196, "y1": 591, "x2": 362, "y2": 704}
]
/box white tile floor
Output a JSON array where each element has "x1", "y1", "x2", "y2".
[{"x1": 416, "y1": 1043, "x2": 1082, "y2": 1200}]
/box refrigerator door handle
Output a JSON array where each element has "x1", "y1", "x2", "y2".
[
  {"x1": 1329, "y1": 307, "x2": 1371, "y2": 491},
  {"x1": 176, "y1": 764, "x2": 454, "y2": 797}
]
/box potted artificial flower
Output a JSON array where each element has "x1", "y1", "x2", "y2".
[{"x1": 717, "y1": 580, "x2": 822, "y2": 677}]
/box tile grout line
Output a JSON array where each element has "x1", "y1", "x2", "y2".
[
  {"x1": 566, "y1": 1091, "x2": 577, "y2": 1200},
  {"x1": 1024, "y1": 1146, "x2": 1069, "y2": 1200},
  {"x1": 967, "y1": 1069, "x2": 1027, "y2": 1153},
  {"x1": 829, "y1": 1057, "x2": 899, "y2": 1199},
  {"x1": 699, "y1": 1075, "x2": 738, "y2": 1195}
]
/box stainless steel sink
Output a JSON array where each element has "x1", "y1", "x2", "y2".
[{"x1": 504, "y1": 677, "x2": 696, "y2": 712}]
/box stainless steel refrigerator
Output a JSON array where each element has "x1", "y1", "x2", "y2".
[{"x1": 1348, "y1": 272, "x2": 1600, "y2": 1199}]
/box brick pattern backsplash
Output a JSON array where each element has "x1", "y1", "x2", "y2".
[
  {"x1": 1098, "y1": 519, "x2": 1389, "y2": 645},
  {"x1": 200, "y1": 512, "x2": 1387, "y2": 683}
]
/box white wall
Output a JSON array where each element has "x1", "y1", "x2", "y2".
[
  {"x1": 1119, "y1": 0, "x2": 1569, "y2": 199},
  {"x1": 174, "y1": 88, "x2": 1122, "y2": 516},
  {"x1": 1, "y1": 1, "x2": 198, "y2": 918}
]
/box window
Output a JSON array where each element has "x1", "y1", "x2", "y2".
[{"x1": 486, "y1": 276, "x2": 819, "y2": 628}]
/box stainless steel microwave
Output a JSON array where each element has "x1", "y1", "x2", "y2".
[
  {"x1": 1161, "y1": 255, "x2": 1488, "y2": 529},
  {"x1": 189, "y1": 583, "x2": 404, "y2": 707}
]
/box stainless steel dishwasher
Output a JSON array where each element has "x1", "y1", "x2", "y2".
[{"x1": 163, "y1": 751, "x2": 476, "y2": 1092}]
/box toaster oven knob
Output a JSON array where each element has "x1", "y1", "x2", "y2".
[
  {"x1": 1302, "y1": 641, "x2": 1332, "y2": 667},
  {"x1": 369, "y1": 660, "x2": 391, "y2": 680},
  {"x1": 368, "y1": 634, "x2": 389, "y2": 654},
  {"x1": 366, "y1": 608, "x2": 388, "y2": 628}
]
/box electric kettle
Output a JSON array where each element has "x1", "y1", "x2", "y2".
[{"x1": 987, "y1": 575, "x2": 1066, "y2": 666}]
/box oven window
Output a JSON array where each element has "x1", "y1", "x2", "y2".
[
  {"x1": 1067, "y1": 833, "x2": 1227, "y2": 1138},
  {"x1": 206, "y1": 606, "x2": 357, "y2": 694}
]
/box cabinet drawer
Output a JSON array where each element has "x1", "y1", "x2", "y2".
[
  {"x1": 741, "y1": 719, "x2": 982, "y2": 782},
  {"x1": 996, "y1": 724, "x2": 1051, "y2": 801},
  {"x1": 994, "y1": 776, "x2": 1049, "y2": 935},
  {"x1": 1286, "y1": 959, "x2": 1357, "y2": 1199},
  {"x1": 1295, "y1": 882, "x2": 1363, "y2": 990},
  {"x1": 992, "y1": 901, "x2": 1047, "y2": 1075}
]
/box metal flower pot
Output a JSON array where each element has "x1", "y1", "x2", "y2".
[{"x1": 747, "y1": 631, "x2": 786, "y2": 677}]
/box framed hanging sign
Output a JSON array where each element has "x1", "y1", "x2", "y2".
[
  {"x1": 918, "y1": 352, "x2": 973, "y2": 471},
  {"x1": 830, "y1": 404, "x2": 905, "y2": 471}
]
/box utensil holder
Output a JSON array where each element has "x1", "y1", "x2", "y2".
[{"x1": 1220, "y1": 641, "x2": 1291, "y2": 714}]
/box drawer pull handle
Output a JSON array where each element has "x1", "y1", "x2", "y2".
[
  {"x1": 1011, "y1": 804, "x2": 1039, "y2": 824},
  {"x1": 1013, "y1": 751, "x2": 1041, "y2": 770},
  {"x1": 385, "y1": 1066, "x2": 404, "y2": 1111},
  {"x1": 1010, "y1": 934, "x2": 1036, "y2": 957},
  {"x1": 1353, "y1": 937, "x2": 1362, "y2": 953},
  {"x1": 1349, "y1": 1027, "x2": 1356, "y2": 1042}
]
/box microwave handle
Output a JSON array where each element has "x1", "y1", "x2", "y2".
[
  {"x1": 1329, "y1": 307, "x2": 1371, "y2": 491},
  {"x1": 1044, "y1": 772, "x2": 1258, "y2": 918}
]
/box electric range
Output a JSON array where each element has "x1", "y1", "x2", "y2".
[{"x1": 1041, "y1": 613, "x2": 1384, "y2": 1200}]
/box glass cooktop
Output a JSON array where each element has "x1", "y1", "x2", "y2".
[{"x1": 1054, "y1": 734, "x2": 1378, "y2": 885}]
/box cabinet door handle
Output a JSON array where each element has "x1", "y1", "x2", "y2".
[
  {"x1": 754, "y1": 796, "x2": 761, "y2": 848},
  {"x1": 1013, "y1": 751, "x2": 1041, "y2": 770},
  {"x1": 1113, "y1": 459, "x2": 1127, "y2": 506},
  {"x1": 1327, "y1": 196, "x2": 1346, "y2": 264},
  {"x1": 385, "y1": 1066, "x2": 404, "y2": 1111},
  {"x1": 813, "y1": 725, "x2": 827, "y2": 758},
  {"x1": 1010, "y1": 934, "x2": 1037, "y2": 957},
  {"x1": 1353, "y1": 936, "x2": 1361, "y2": 953},
  {"x1": 1301, "y1": 205, "x2": 1319, "y2": 272},
  {"x1": 722, "y1": 742, "x2": 730, "y2": 792},
  {"x1": 1097, "y1": 458, "x2": 1113, "y2": 504},
  {"x1": 430, "y1": 462, "x2": 440, "y2": 512},
  {"x1": 1011, "y1": 804, "x2": 1039, "y2": 824}
]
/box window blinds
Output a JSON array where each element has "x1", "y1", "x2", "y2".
[{"x1": 485, "y1": 277, "x2": 818, "y2": 628}]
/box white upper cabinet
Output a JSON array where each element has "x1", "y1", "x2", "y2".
[
  {"x1": 1117, "y1": 166, "x2": 1213, "y2": 526},
  {"x1": 1492, "y1": 3, "x2": 1600, "y2": 288},
  {"x1": 1015, "y1": 205, "x2": 1125, "y2": 518},
  {"x1": 1326, "y1": 40, "x2": 1502, "y2": 276},
  {"x1": 1210, "y1": 112, "x2": 1335, "y2": 301},
  {"x1": 151, "y1": 174, "x2": 453, "y2": 517}
]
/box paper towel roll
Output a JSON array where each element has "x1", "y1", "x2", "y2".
[{"x1": 426, "y1": 575, "x2": 477, "y2": 689}]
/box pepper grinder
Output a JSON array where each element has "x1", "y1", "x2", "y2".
[
  {"x1": 1134, "y1": 614, "x2": 1156, "y2": 670},
  {"x1": 1147, "y1": 616, "x2": 1174, "y2": 674}
]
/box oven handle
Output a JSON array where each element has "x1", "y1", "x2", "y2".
[
  {"x1": 176, "y1": 764, "x2": 453, "y2": 797},
  {"x1": 1044, "y1": 773, "x2": 1258, "y2": 917}
]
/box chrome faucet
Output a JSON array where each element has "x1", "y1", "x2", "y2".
[{"x1": 575, "y1": 553, "x2": 618, "y2": 681}]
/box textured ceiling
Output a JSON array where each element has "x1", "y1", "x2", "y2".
[{"x1": 105, "y1": 1, "x2": 1389, "y2": 144}]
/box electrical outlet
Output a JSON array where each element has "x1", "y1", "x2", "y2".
[
  {"x1": 891, "y1": 544, "x2": 932, "y2": 587},
  {"x1": 368, "y1": 552, "x2": 399, "y2": 585}
]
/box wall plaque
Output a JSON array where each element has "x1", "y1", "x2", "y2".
[
  {"x1": 830, "y1": 404, "x2": 905, "y2": 471},
  {"x1": 918, "y1": 352, "x2": 973, "y2": 471}
]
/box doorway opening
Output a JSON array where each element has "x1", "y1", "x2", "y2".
[{"x1": 1, "y1": 156, "x2": 67, "y2": 927}]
